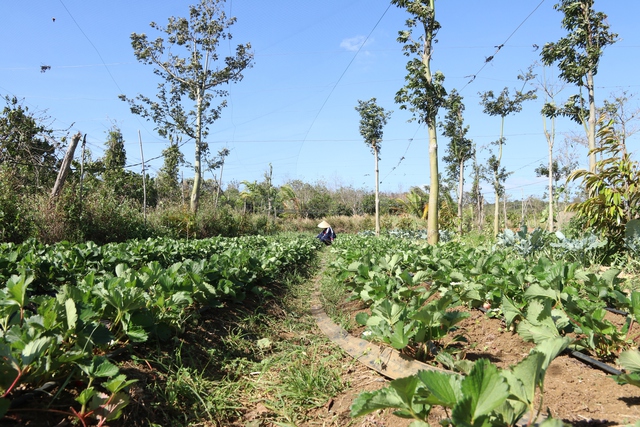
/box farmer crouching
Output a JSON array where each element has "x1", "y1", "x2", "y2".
[{"x1": 316, "y1": 220, "x2": 336, "y2": 245}]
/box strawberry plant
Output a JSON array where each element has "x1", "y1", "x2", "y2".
[
  {"x1": 1, "y1": 233, "x2": 320, "y2": 424},
  {"x1": 351, "y1": 337, "x2": 571, "y2": 426}
]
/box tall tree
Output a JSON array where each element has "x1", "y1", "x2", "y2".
[
  {"x1": 441, "y1": 89, "x2": 474, "y2": 235},
  {"x1": 601, "y1": 91, "x2": 640, "y2": 156},
  {"x1": 156, "y1": 138, "x2": 185, "y2": 202},
  {"x1": 469, "y1": 143, "x2": 484, "y2": 232},
  {"x1": 120, "y1": 0, "x2": 253, "y2": 213},
  {"x1": 355, "y1": 98, "x2": 392, "y2": 236},
  {"x1": 479, "y1": 69, "x2": 536, "y2": 236},
  {"x1": 538, "y1": 66, "x2": 565, "y2": 232},
  {"x1": 0, "y1": 96, "x2": 58, "y2": 192},
  {"x1": 541, "y1": 0, "x2": 617, "y2": 172},
  {"x1": 213, "y1": 147, "x2": 230, "y2": 209},
  {"x1": 102, "y1": 126, "x2": 127, "y2": 189},
  {"x1": 392, "y1": 0, "x2": 446, "y2": 244}
]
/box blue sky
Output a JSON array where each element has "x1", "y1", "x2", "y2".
[{"x1": 1, "y1": 1, "x2": 639, "y2": 202}]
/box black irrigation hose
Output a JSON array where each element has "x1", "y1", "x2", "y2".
[
  {"x1": 605, "y1": 307, "x2": 628, "y2": 316},
  {"x1": 566, "y1": 350, "x2": 622, "y2": 376},
  {"x1": 474, "y1": 307, "x2": 624, "y2": 376}
]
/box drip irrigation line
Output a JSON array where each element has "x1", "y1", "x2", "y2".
[
  {"x1": 474, "y1": 307, "x2": 624, "y2": 376},
  {"x1": 605, "y1": 307, "x2": 628, "y2": 316},
  {"x1": 567, "y1": 350, "x2": 622, "y2": 376}
]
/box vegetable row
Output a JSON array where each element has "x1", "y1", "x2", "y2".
[{"x1": 0, "y1": 234, "x2": 320, "y2": 423}]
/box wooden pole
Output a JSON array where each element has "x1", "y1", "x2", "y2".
[
  {"x1": 78, "y1": 134, "x2": 86, "y2": 216},
  {"x1": 51, "y1": 132, "x2": 82, "y2": 200},
  {"x1": 138, "y1": 131, "x2": 147, "y2": 224}
]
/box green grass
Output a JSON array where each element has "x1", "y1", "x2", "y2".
[{"x1": 126, "y1": 249, "x2": 350, "y2": 427}]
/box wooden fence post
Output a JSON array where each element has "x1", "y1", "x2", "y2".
[{"x1": 51, "y1": 132, "x2": 82, "y2": 200}]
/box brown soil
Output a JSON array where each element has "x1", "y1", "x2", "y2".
[{"x1": 307, "y1": 303, "x2": 640, "y2": 427}]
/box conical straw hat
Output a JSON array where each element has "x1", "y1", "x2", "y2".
[{"x1": 317, "y1": 220, "x2": 330, "y2": 228}]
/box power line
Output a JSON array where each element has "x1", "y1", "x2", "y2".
[
  {"x1": 58, "y1": 0, "x2": 124, "y2": 94},
  {"x1": 459, "y1": 0, "x2": 546, "y2": 93},
  {"x1": 294, "y1": 3, "x2": 393, "y2": 176}
]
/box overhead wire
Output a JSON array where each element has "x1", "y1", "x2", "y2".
[
  {"x1": 58, "y1": 0, "x2": 124, "y2": 94},
  {"x1": 379, "y1": 1, "x2": 548, "y2": 191},
  {"x1": 458, "y1": 0, "x2": 547, "y2": 93},
  {"x1": 294, "y1": 2, "x2": 393, "y2": 177},
  {"x1": 58, "y1": 0, "x2": 162, "y2": 173}
]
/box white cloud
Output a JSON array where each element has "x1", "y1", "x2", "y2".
[{"x1": 340, "y1": 35, "x2": 372, "y2": 52}]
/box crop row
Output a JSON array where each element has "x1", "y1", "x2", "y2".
[
  {"x1": 325, "y1": 233, "x2": 638, "y2": 425},
  {"x1": 0, "y1": 234, "x2": 320, "y2": 424}
]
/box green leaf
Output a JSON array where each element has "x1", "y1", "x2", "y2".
[
  {"x1": 65, "y1": 298, "x2": 77, "y2": 331},
  {"x1": 418, "y1": 369, "x2": 462, "y2": 408},
  {"x1": 618, "y1": 349, "x2": 640, "y2": 374},
  {"x1": 355, "y1": 312, "x2": 370, "y2": 326},
  {"x1": 76, "y1": 386, "x2": 96, "y2": 406},
  {"x1": 126, "y1": 327, "x2": 149, "y2": 343},
  {"x1": 459, "y1": 359, "x2": 509, "y2": 421},
  {"x1": 612, "y1": 372, "x2": 640, "y2": 387},
  {"x1": 524, "y1": 283, "x2": 557, "y2": 301},
  {"x1": 534, "y1": 336, "x2": 572, "y2": 373},
  {"x1": 502, "y1": 351, "x2": 545, "y2": 406},
  {"x1": 389, "y1": 322, "x2": 410, "y2": 350},
  {"x1": 412, "y1": 270, "x2": 431, "y2": 284},
  {"x1": 537, "y1": 418, "x2": 568, "y2": 427},
  {"x1": 517, "y1": 321, "x2": 559, "y2": 344},
  {"x1": 502, "y1": 296, "x2": 522, "y2": 328},
  {"x1": 631, "y1": 292, "x2": 640, "y2": 320},
  {"x1": 350, "y1": 376, "x2": 422, "y2": 418},
  {"x1": 115, "y1": 263, "x2": 128, "y2": 277},
  {"x1": 93, "y1": 359, "x2": 120, "y2": 378},
  {"x1": 493, "y1": 400, "x2": 525, "y2": 427},
  {"x1": 22, "y1": 337, "x2": 54, "y2": 366},
  {"x1": 103, "y1": 374, "x2": 137, "y2": 394},
  {"x1": 78, "y1": 356, "x2": 119, "y2": 379},
  {"x1": 600, "y1": 268, "x2": 621, "y2": 287}
]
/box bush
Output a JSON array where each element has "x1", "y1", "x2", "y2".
[
  {"x1": 80, "y1": 188, "x2": 150, "y2": 244},
  {"x1": 0, "y1": 176, "x2": 33, "y2": 243}
]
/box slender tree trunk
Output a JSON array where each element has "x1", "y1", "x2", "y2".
[
  {"x1": 427, "y1": 124, "x2": 439, "y2": 244},
  {"x1": 191, "y1": 89, "x2": 203, "y2": 213},
  {"x1": 587, "y1": 70, "x2": 596, "y2": 172},
  {"x1": 79, "y1": 136, "x2": 86, "y2": 216},
  {"x1": 215, "y1": 159, "x2": 224, "y2": 210},
  {"x1": 547, "y1": 138, "x2": 554, "y2": 232},
  {"x1": 457, "y1": 159, "x2": 464, "y2": 236},
  {"x1": 423, "y1": 0, "x2": 439, "y2": 245},
  {"x1": 374, "y1": 144, "x2": 380, "y2": 236},
  {"x1": 494, "y1": 117, "x2": 505, "y2": 237},
  {"x1": 181, "y1": 171, "x2": 185, "y2": 207},
  {"x1": 493, "y1": 179, "x2": 500, "y2": 236},
  {"x1": 543, "y1": 115, "x2": 555, "y2": 232},
  {"x1": 138, "y1": 130, "x2": 147, "y2": 224},
  {"x1": 479, "y1": 194, "x2": 484, "y2": 232},
  {"x1": 503, "y1": 194, "x2": 507, "y2": 230}
]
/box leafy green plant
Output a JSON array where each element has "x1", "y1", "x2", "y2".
[
  {"x1": 612, "y1": 349, "x2": 640, "y2": 388},
  {"x1": 567, "y1": 120, "x2": 640, "y2": 250},
  {"x1": 625, "y1": 219, "x2": 640, "y2": 256},
  {"x1": 351, "y1": 337, "x2": 571, "y2": 426},
  {"x1": 551, "y1": 231, "x2": 608, "y2": 266},
  {"x1": 495, "y1": 226, "x2": 548, "y2": 258}
]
